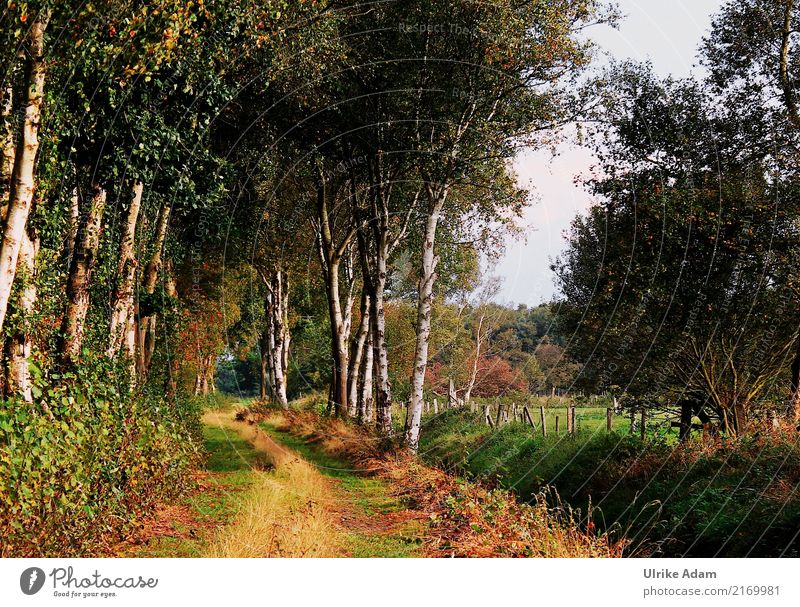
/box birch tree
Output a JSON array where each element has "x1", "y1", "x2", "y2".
[
  {"x1": 58, "y1": 184, "x2": 106, "y2": 365},
  {"x1": 0, "y1": 9, "x2": 48, "y2": 335},
  {"x1": 401, "y1": 0, "x2": 609, "y2": 450},
  {"x1": 107, "y1": 182, "x2": 143, "y2": 378}
]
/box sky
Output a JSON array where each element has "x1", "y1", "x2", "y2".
[{"x1": 494, "y1": 0, "x2": 725, "y2": 306}]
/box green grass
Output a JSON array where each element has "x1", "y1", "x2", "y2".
[
  {"x1": 417, "y1": 408, "x2": 800, "y2": 557},
  {"x1": 259, "y1": 421, "x2": 424, "y2": 557},
  {"x1": 131, "y1": 423, "x2": 263, "y2": 557}
]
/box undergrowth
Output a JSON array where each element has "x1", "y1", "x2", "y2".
[
  {"x1": 239, "y1": 402, "x2": 624, "y2": 557},
  {"x1": 418, "y1": 408, "x2": 800, "y2": 556},
  {"x1": 0, "y1": 357, "x2": 203, "y2": 556}
]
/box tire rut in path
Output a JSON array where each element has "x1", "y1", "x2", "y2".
[{"x1": 202, "y1": 410, "x2": 423, "y2": 557}]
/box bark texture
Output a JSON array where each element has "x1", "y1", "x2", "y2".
[
  {"x1": 315, "y1": 185, "x2": 353, "y2": 416},
  {"x1": 369, "y1": 248, "x2": 393, "y2": 435},
  {"x1": 347, "y1": 290, "x2": 370, "y2": 417},
  {"x1": 267, "y1": 268, "x2": 290, "y2": 407},
  {"x1": 194, "y1": 355, "x2": 216, "y2": 395},
  {"x1": 107, "y1": 182, "x2": 143, "y2": 371},
  {"x1": 5, "y1": 229, "x2": 38, "y2": 401},
  {"x1": 405, "y1": 189, "x2": 447, "y2": 450},
  {"x1": 59, "y1": 184, "x2": 106, "y2": 365},
  {"x1": 0, "y1": 11, "x2": 48, "y2": 335},
  {"x1": 136, "y1": 202, "x2": 171, "y2": 378},
  {"x1": 358, "y1": 322, "x2": 374, "y2": 424}
]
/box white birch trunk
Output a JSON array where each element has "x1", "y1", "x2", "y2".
[
  {"x1": 370, "y1": 250, "x2": 393, "y2": 435},
  {"x1": 0, "y1": 11, "x2": 48, "y2": 335},
  {"x1": 347, "y1": 290, "x2": 370, "y2": 417},
  {"x1": 405, "y1": 190, "x2": 447, "y2": 451},
  {"x1": 65, "y1": 186, "x2": 80, "y2": 265},
  {"x1": 270, "y1": 269, "x2": 289, "y2": 407},
  {"x1": 315, "y1": 186, "x2": 350, "y2": 416},
  {"x1": 107, "y1": 182, "x2": 143, "y2": 370},
  {"x1": 359, "y1": 322, "x2": 375, "y2": 424},
  {"x1": 5, "y1": 229, "x2": 38, "y2": 401},
  {"x1": 59, "y1": 184, "x2": 106, "y2": 365},
  {"x1": 463, "y1": 313, "x2": 486, "y2": 405}
]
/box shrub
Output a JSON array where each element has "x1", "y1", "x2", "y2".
[{"x1": 0, "y1": 357, "x2": 202, "y2": 556}]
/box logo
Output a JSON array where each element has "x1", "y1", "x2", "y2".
[{"x1": 20, "y1": 567, "x2": 46, "y2": 595}]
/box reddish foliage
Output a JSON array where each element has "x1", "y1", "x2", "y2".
[{"x1": 427, "y1": 356, "x2": 528, "y2": 396}]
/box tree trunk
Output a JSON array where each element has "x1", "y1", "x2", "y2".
[
  {"x1": 678, "y1": 399, "x2": 693, "y2": 443},
  {"x1": 142, "y1": 202, "x2": 171, "y2": 293},
  {"x1": 136, "y1": 202, "x2": 171, "y2": 378},
  {"x1": 1, "y1": 82, "x2": 16, "y2": 215},
  {"x1": 59, "y1": 183, "x2": 106, "y2": 366},
  {"x1": 259, "y1": 329, "x2": 269, "y2": 401},
  {"x1": 107, "y1": 182, "x2": 143, "y2": 374},
  {"x1": 463, "y1": 313, "x2": 485, "y2": 405},
  {"x1": 355, "y1": 207, "x2": 393, "y2": 435},
  {"x1": 316, "y1": 187, "x2": 350, "y2": 416},
  {"x1": 270, "y1": 269, "x2": 289, "y2": 408},
  {"x1": 194, "y1": 355, "x2": 215, "y2": 396},
  {"x1": 358, "y1": 322, "x2": 375, "y2": 424},
  {"x1": 65, "y1": 186, "x2": 80, "y2": 266},
  {"x1": 370, "y1": 252, "x2": 393, "y2": 435},
  {"x1": 405, "y1": 191, "x2": 447, "y2": 451},
  {"x1": 348, "y1": 290, "x2": 370, "y2": 417},
  {"x1": 1, "y1": 80, "x2": 16, "y2": 398},
  {"x1": 161, "y1": 258, "x2": 179, "y2": 402},
  {"x1": 0, "y1": 11, "x2": 48, "y2": 335},
  {"x1": 327, "y1": 265, "x2": 349, "y2": 416},
  {"x1": 5, "y1": 229, "x2": 38, "y2": 401}
]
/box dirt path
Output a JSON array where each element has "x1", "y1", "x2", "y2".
[{"x1": 125, "y1": 408, "x2": 424, "y2": 557}]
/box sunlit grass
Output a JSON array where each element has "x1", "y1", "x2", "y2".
[{"x1": 202, "y1": 412, "x2": 341, "y2": 557}]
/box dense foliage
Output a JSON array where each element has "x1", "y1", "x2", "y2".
[{"x1": 3, "y1": 0, "x2": 800, "y2": 556}]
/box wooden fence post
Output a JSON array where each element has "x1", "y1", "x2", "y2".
[
  {"x1": 565, "y1": 406, "x2": 572, "y2": 434},
  {"x1": 495, "y1": 402, "x2": 505, "y2": 427},
  {"x1": 640, "y1": 408, "x2": 646, "y2": 440},
  {"x1": 433, "y1": 398, "x2": 438, "y2": 414},
  {"x1": 629, "y1": 408, "x2": 635, "y2": 434},
  {"x1": 555, "y1": 415, "x2": 560, "y2": 434},
  {"x1": 540, "y1": 406, "x2": 547, "y2": 437},
  {"x1": 571, "y1": 403, "x2": 576, "y2": 435},
  {"x1": 606, "y1": 407, "x2": 613, "y2": 432},
  {"x1": 524, "y1": 406, "x2": 535, "y2": 427}
]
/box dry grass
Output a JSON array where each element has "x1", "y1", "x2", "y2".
[
  {"x1": 201, "y1": 411, "x2": 342, "y2": 557},
  {"x1": 250, "y1": 407, "x2": 625, "y2": 557}
]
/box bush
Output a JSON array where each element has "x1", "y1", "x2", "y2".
[{"x1": 0, "y1": 358, "x2": 202, "y2": 556}]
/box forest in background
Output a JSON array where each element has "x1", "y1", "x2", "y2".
[{"x1": 2, "y1": 0, "x2": 800, "y2": 557}]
